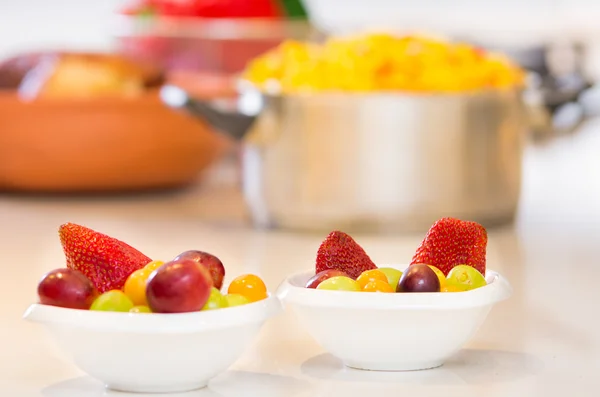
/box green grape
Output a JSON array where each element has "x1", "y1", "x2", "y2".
[
  {"x1": 316, "y1": 276, "x2": 361, "y2": 291},
  {"x1": 446, "y1": 265, "x2": 487, "y2": 291},
  {"x1": 90, "y1": 290, "x2": 134, "y2": 312},
  {"x1": 129, "y1": 305, "x2": 151, "y2": 313},
  {"x1": 225, "y1": 293, "x2": 250, "y2": 307},
  {"x1": 202, "y1": 287, "x2": 228, "y2": 311},
  {"x1": 378, "y1": 267, "x2": 403, "y2": 290}
]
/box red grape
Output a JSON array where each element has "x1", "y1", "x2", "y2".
[
  {"x1": 37, "y1": 268, "x2": 98, "y2": 310},
  {"x1": 397, "y1": 264, "x2": 440, "y2": 293},
  {"x1": 146, "y1": 259, "x2": 212, "y2": 313},
  {"x1": 173, "y1": 250, "x2": 224, "y2": 290}
]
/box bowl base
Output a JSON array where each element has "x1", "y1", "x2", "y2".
[
  {"x1": 344, "y1": 360, "x2": 444, "y2": 372},
  {"x1": 106, "y1": 381, "x2": 208, "y2": 394}
]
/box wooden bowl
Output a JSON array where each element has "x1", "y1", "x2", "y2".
[{"x1": 0, "y1": 89, "x2": 231, "y2": 192}]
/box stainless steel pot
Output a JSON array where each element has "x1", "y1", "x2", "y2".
[{"x1": 161, "y1": 85, "x2": 526, "y2": 233}]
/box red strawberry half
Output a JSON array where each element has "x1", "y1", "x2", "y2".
[
  {"x1": 410, "y1": 217, "x2": 487, "y2": 276},
  {"x1": 316, "y1": 231, "x2": 377, "y2": 279},
  {"x1": 59, "y1": 223, "x2": 152, "y2": 293}
]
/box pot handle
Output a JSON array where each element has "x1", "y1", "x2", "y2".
[
  {"x1": 523, "y1": 71, "x2": 600, "y2": 139},
  {"x1": 160, "y1": 84, "x2": 264, "y2": 141}
]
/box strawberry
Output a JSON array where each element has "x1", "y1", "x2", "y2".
[
  {"x1": 316, "y1": 231, "x2": 377, "y2": 279},
  {"x1": 59, "y1": 223, "x2": 152, "y2": 293},
  {"x1": 410, "y1": 217, "x2": 487, "y2": 276}
]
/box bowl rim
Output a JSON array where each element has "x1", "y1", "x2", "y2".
[
  {"x1": 23, "y1": 294, "x2": 281, "y2": 334},
  {"x1": 276, "y1": 264, "x2": 512, "y2": 310},
  {"x1": 0, "y1": 89, "x2": 166, "y2": 106}
]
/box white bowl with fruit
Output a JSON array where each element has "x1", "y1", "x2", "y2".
[
  {"x1": 277, "y1": 218, "x2": 512, "y2": 371},
  {"x1": 23, "y1": 223, "x2": 280, "y2": 394}
]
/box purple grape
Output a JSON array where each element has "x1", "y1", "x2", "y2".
[
  {"x1": 173, "y1": 250, "x2": 225, "y2": 290},
  {"x1": 397, "y1": 264, "x2": 440, "y2": 293}
]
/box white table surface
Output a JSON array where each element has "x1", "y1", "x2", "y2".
[{"x1": 1, "y1": 121, "x2": 600, "y2": 397}]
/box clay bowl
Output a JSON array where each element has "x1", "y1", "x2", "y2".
[{"x1": 0, "y1": 88, "x2": 232, "y2": 193}]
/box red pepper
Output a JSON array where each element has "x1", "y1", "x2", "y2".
[
  {"x1": 134, "y1": 0, "x2": 281, "y2": 18},
  {"x1": 153, "y1": 0, "x2": 200, "y2": 17}
]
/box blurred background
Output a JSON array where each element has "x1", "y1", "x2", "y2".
[{"x1": 2, "y1": 0, "x2": 600, "y2": 233}]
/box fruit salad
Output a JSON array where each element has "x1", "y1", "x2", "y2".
[
  {"x1": 306, "y1": 218, "x2": 489, "y2": 293},
  {"x1": 37, "y1": 223, "x2": 268, "y2": 313}
]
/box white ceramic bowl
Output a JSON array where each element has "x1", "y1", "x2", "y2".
[
  {"x1": 276, "y1": 265, "x2": 512, "y2": 371},
  {"x1": 23, "y1": 296, "x2": 281, "y2": 393}
]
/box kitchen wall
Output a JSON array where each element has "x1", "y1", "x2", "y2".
[
  {"x1": 2, "y1": 0, "x2": 600, "y2": 78},
  {"x1": 0, "y1": 0, "x2": 123, "y2": 57}
]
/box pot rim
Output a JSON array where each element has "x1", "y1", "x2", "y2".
[{"x1": 236, "y1": 78, "x2": 526, "y2": 101}]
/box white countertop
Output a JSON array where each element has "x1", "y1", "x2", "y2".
[{"x1": 2, "y1": 122, "x2": 600, "y2": 397}]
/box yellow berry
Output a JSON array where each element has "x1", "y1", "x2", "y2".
[
  {"x1": 356, "y1": 269, "x2": 388, "y2": 289},
  {"x1": 227, "y1": 274, "x2": 268, "y2": 303},
  {"x1": 427, "y1": 265, "x2": 447, "y2": 288},
  {"x1": 124, "y1": 268, "x2": 152, "y2": 306},
  {"x1": 144, "y1": 260, "x2": 164, "y2": 272},
  {"x1": 362, "y1": 280, "x2": 394, "y2": 293},
  {"x1": 130, "y1": 305, "x2": 151, "y2": 313},
  {"x1": 441, "y1": 285, "x2": 464, "y2": 293}
]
